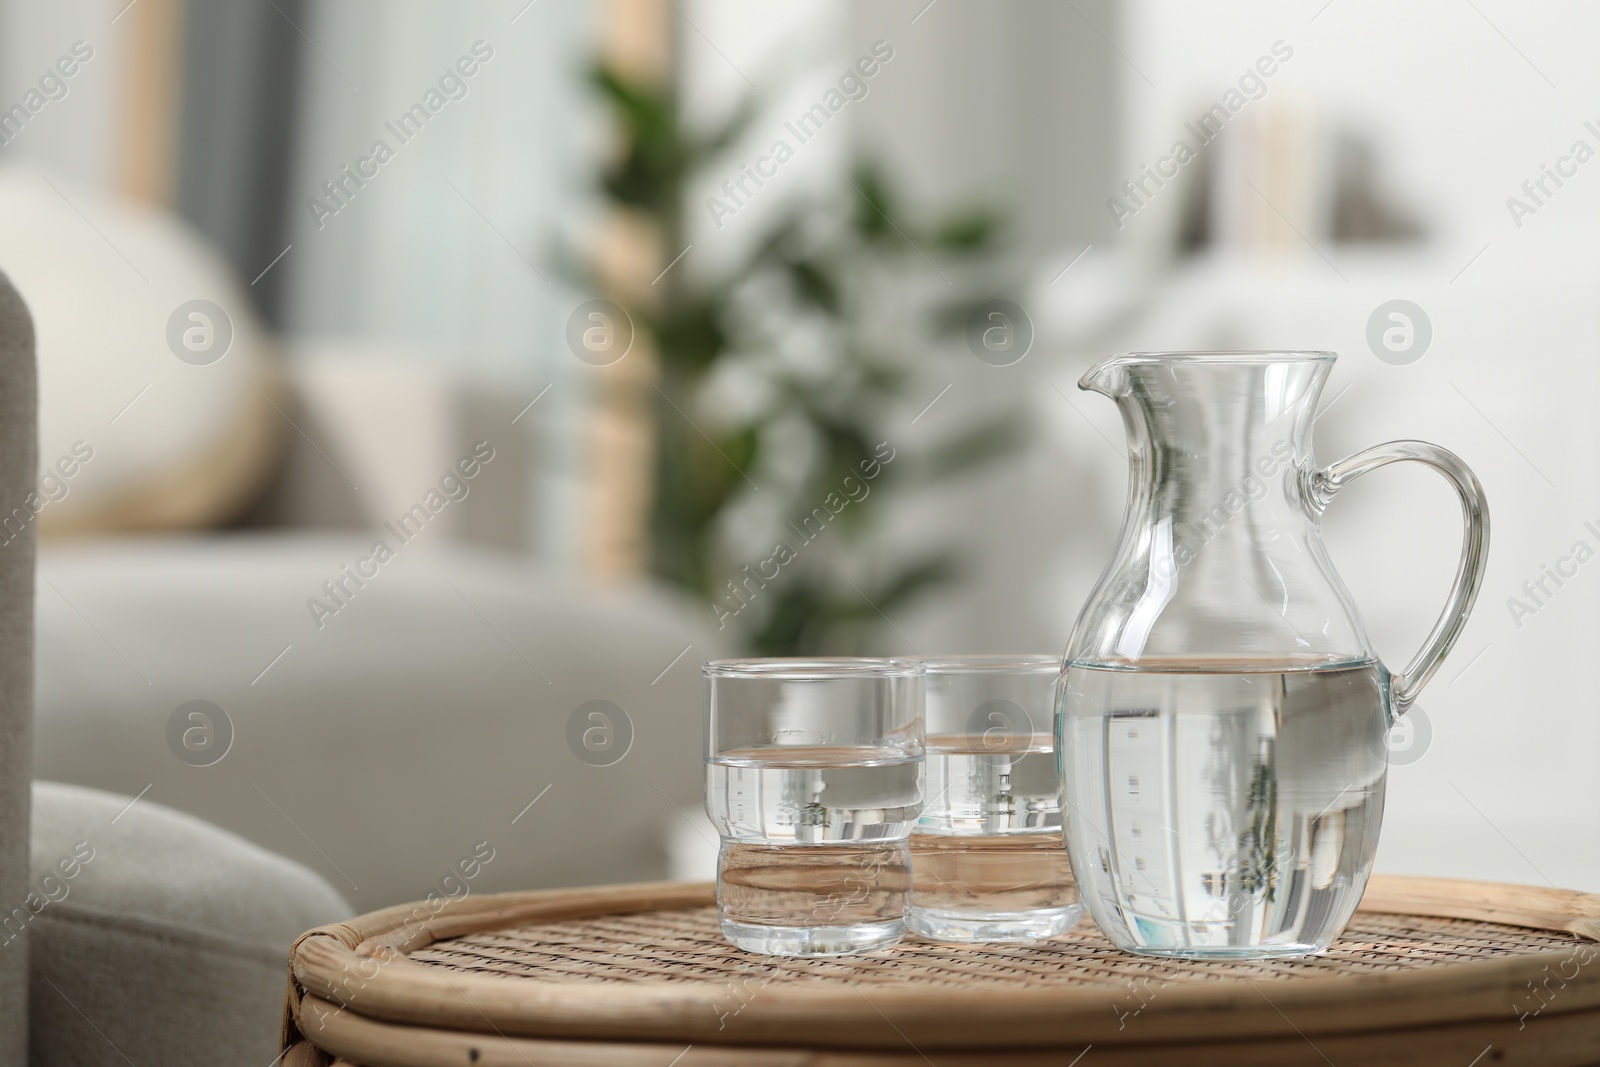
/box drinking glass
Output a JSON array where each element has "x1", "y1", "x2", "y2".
[
  {"x1": 704, "y1": 658, "x2": 924, "y2": 956},
  {"x1": 910, "y1": 655, "x2": 1084, "y2": 942}
]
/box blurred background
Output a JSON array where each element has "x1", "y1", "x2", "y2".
[{"x1": 3, "y1": 0, "x2": 1596, "y2": 906}]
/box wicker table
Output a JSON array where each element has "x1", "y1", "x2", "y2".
[{"x1": 283, "y1": 876, "x2": 1600, "y2": 1066}]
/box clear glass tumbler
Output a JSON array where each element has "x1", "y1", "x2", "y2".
[
  {"x1": 909, "y1": 655, "x2": 1084, "y2": 942},
  {"x1": 704, "y1": 658, "x2": 924, "y2": 956}
]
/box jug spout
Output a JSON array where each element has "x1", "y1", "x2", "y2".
[{"x1": 1078, "y1": 355, "x2": 1132, "y2": 399}]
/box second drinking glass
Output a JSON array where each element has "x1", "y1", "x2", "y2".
[{"x1": 910, "y1": 655, "x2": 1084, "y2": 942}]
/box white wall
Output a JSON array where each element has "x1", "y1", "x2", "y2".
[
  {"x1": 275, "y1": 0, "x2": 594, "y2": 562},
  {"x1": 0, "y1": 0, "x2": 128, "y2": 185},
  {"x1": 1051, "y1": 0, "x2": 1600, "y2": 889},
  {"x1": 280, "y1": 1, "x2": 588, "y2": 376},
  {"x1": 1118, "y1": 0, "x2": 1600, "y2": 259}
]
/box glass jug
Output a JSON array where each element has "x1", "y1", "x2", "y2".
[{"x1": 1058, "y1": 351, "x2": 1488, "y2": 958}]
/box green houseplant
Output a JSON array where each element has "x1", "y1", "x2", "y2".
[{"x1": 593, "y1": 63, "x2": 1024, "y2": 655}]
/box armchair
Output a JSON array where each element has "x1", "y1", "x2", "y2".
[{"x1": 0, "y1": 270, "x2": 352, "y2": 1065}]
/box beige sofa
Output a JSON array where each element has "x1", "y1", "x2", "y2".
[
  {"x1": 0, "y1": 268, "x2": 353, "y2": 1062},
  {"x1": 1, "y1": 189, "x2": 723, "y2": 1061}
]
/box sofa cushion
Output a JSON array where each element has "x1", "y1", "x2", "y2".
[
  {"x1": 34, "y1": 534, "x2": 726, "y2": 912},
  {"x1": 24, "y1": 781, "x2": 350, "y2": 1067},
  {"x1": 0, "y1": 167, "x2": 282, "y2": 536}
]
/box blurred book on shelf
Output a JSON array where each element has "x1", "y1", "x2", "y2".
[{"x1": 1187, "y1": 103, "x2": 1427, "y2": 254}]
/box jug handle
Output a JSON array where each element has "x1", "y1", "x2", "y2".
[{"x1": 1309, "y1": 441, "x2": 1489, "y2": 717}]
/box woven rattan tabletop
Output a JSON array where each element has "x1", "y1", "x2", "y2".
[
  {"x1": 407, "y1": 902, "x2": 1578, "y2": 988},
  {"x1": 285, "y1": 877, "x2": 1600, "y2": 1066}
]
